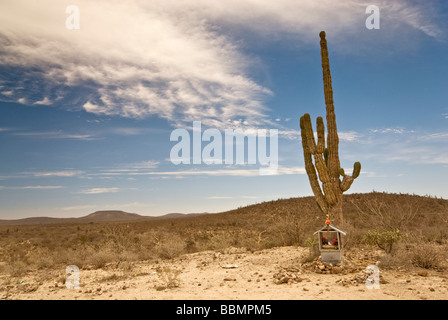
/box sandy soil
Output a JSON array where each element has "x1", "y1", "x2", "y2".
[{"x1": 1, "y1": 246, "x2": 447, "y2": 300}]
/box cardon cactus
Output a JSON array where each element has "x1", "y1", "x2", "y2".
[{"x1": 300, "y1": 31, "x2": 361, "y2": 227}]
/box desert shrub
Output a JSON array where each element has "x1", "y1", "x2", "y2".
[
  {"x1": 377, "y1": 244, "x2": 413, "y2": 269},
  {"x1": 363, "y1": 229, "x2": 407, "y2": 254},
  {"x1": 341, "y1": 223, "x2": 365, "y2": 250},
  {"x1": 350, "y1": 194, "x2": 420, "y2": 231},
  {"x1": 156, "y1": 266, "x2": 182, "y2": 289},
  {"x1": 3, "y1": 260, "x2": 29, "y2": 277},
  {"x1": 154, "y1": 233, "x2": 185, "y2": 259},
  {"x1": 32, "y1": 248, "x2": 56, "y2": 270},
  {"x1": 411, "y1": 243, "x2": 443, "y2": 269},
  {"x1": 86, "y1": 247, "x2": 116, "y2": 269},
  {"x1": 264, "y1": 210, "x2": 320, "y2": 249},
  {"x1": 303, "y1": 237, "x2": 320, "y2": 262}
]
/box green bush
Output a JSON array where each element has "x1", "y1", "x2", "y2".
[{"x1": 363, "y1": 229, "x2": 406, "y2": 253}]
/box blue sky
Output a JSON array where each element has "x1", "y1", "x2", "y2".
[{"x1": 0, "y1": 0, "x2": 447, "y2": 219}]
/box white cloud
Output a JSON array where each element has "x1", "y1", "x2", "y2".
[
  {"x1": 91, "y1": 160, "x2": 160, "y2": 177},
  {"x1": 80, "y1": 187, "x2": 120, "y2": 194},
  {"x1": 1, "y1": 90, "x2": 14, "y2": 96},
  {"x1": 0, "y1": 185, "x2": 64, "y2": 190},
  {"x1": 34, "y1": 97, "x2": 52, "y2": 105},
  {"x1": 287, "y1": 129, "x2": 362, "y2": 142},
  {"x1": 369, "y1": 128, "x2": 413, "y2": 135},
  {"x1": 30, "y1": 170, "x2": 84, "y2": 177},
  {"x1": 128, "y1": 161, "x2": 160, "y2": 169},
  {"x1": 357, "y1": 129, "x2": 448, "y2": 165},
  {"x1": 138, "y1": 166, "x2": 306, "y2": 178},
  {"x1": 18, "y1": 185, "x2": 64, "y2": 190},
  {"x1": 12, "y1": 131, "x2": 95, "y2": 140}
]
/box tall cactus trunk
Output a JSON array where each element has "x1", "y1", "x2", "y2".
[
  {"x1": 329, "y1": 197, "x2": 343, "y2": 227},
  {"x1": 299, "y1": 31, "x2": 361, "y2": 228}
]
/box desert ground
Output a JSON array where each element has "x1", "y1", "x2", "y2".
[{"x1": 1, "y1": 245, "x2": 447, "y2": 300}]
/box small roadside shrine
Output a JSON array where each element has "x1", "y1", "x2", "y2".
[{"x1": 314, "y1": 221, "x2": 346, "y2": 265}]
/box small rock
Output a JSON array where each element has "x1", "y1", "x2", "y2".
[
  {"x1": 279, "y1": 277, "x2": 289, "y2": 284},
  {"x1": 429, "y1": 287, "x2": 435, "y2": 292},
  {"x1": 331, "y1": 267, "x2": 342, "y2": 274},
  {"x1": 222, "y1": 264, "x2": 239, "y2": 269},
  {"x1": 224, "y1": 277, "x2": 236, "y2": 282},
  {"x1": 417, "y1": 271, "x2": 428, "y2": 277}
]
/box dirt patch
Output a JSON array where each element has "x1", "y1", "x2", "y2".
[{"x1": 1, "y1": 246, "x2": 447, "y2": 300}]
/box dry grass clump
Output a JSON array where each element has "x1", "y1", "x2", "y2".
[{"x1": 410, "y1": 242, "x2": 444, "y2": 269}]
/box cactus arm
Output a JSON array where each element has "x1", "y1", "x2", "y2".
[
  {"x1": 316, "y1": 116, "x2": 325, "y2": 154},
  {"x1": 300, "y1": 114, "x2": 337, "y2": 206},
  {"x1": 352, "y1": 161, "x2": 361, "y2": 179},
  {"x1": 300, "y1": 115, "x2": 328, "y2": 213}
]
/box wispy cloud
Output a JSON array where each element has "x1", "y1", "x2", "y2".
[
  {"x1": 79, "y1": 187, "x2": 121, "y2": 195},
  {"x1": 29, "y1": 170, "x2": 84, "y2": 178},
  {"x1": 127, "y1": 161, "x2": 160, "y2": 169},
  {"x1": 34, "y1": 97, "x2": 52, "y2": 105},
  {"x1": 285, "y1": 129, "x2": 362, "y2": 142},
  {"x1": 356, "y1": 128, "x2": 448, "y2": 165},
  {"x1": 369, "y1": 128, "x2": 415, "y2": 135},
  {"x1": 91, "y1": 161, "x2": 160, "y2": 177},
  {"x1": 23, "y1": 185, "x2": 64, "y2": 190},
  {"x1": 138, "y1": 166, "x2": 306, "y2": 178},
  {"x1": 0, "y1": 185, "x2": 65, "y2": 190},
  {"x1": 12, "y1": 131, "x2": 95, "y2": 140}
]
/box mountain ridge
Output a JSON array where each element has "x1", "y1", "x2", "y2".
[{"x1": 0, "y1": 210, "x2": 209, "y2": 225}]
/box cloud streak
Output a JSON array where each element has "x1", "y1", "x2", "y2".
[
  {"x1": 354, "y1": 128, "x2": 448, "y2": 165},
  {"x1": 0, "y1": 185, "x2": 65, "y2": 190},
  {"x1": 12, "y1": 131, "x2": 95, "y2": 140},
  {"x1": 30, "y1": 170, "x2": 84, "y2": 177},
  {"x1": 79, "y1": 187, "x2": 121, "y2": 195}
]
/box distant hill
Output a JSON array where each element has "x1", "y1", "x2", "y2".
[
  {"x1": 0, "y1": 210, "x2": 209, "y2": 225},
  {"x1": 78, "y1": 210, "x2": 146, "y2": 222}
]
